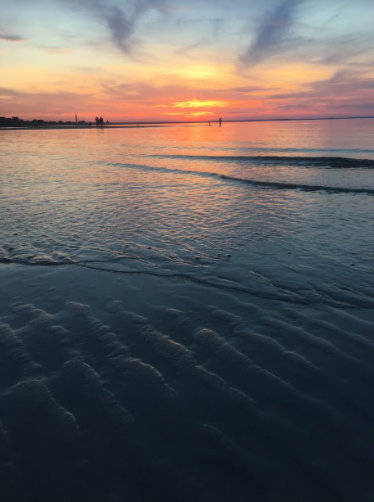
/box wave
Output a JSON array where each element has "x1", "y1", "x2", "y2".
[
  {"x1": 100, "y1": 161, "x2": 374, "y2": 195},
  {"x1": 152, "y1": 146, "x2": 374, "y2": 155},
  {"x1": 149, "y1": 154, "x2": 374, "y2": 169},
  {"x1": 218, "y1": 175, "x2": 374, "y2": 194}
]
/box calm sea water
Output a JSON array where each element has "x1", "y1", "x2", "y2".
[
  {"x1": 1, "y1": 119, "x2": 374, "y2": 502},
  {"x1": 1, "y1": 119, "x2": 374, "y2": 296}
]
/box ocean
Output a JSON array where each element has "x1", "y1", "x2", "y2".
[{"x1": 0, "y1": 118, "x2": 374, "y2": 501}]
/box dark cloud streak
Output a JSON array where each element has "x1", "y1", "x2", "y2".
[
  {"x1": 61, "y1": 0, "x2": 161, "y2": 54},
  {"x1": 0, "y1": 31, "x2": 25, "y2": 42},
  {"x1": 239, "y1": 0, "x2": 304, "y2": 66}
]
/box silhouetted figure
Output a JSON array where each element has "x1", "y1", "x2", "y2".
[
  {"x1": 95, "y1": 117, "x2": 99, "y2": 128},
  {"x1": 209, "y1": 121, "x2": 211, "y2": 126},
  {"x1": 100, "y1": 117, "x2": 104, "y2": 128},
  {"x1": 219, "y1": 117, "x2": 222, "y2": 127}
]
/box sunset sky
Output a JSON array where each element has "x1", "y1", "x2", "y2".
[{"x1": 1, "y1": 0, "x2": 374, "y2": 122}]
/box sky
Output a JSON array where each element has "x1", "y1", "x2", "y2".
[{"x1": 0, "y1": 0, "x2": 373, "y2": 122}]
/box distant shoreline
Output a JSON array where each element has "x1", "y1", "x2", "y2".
[
  {"x1": 1, "y1": 115, "x2": 373, "y2": 131},
  {"x1": 0, "y1": 124, "x2": 165, "y2": 131}
]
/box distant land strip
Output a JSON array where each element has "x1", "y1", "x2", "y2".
[{"x1": 1, "y1": 115, "x2": 374, "y2": 129}]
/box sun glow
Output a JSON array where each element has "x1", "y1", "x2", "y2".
[
  {"x1": 162, "y1": 111, "x2": 214, "y2": 117},
  {"x1": 173, "y1": 100, "x2": 229, "y2": 108},
  {"x1": 188, "y1": 111, "x2": 214, "y2": 116},
  {"x1": 172, "y1": 66, "x2": 218, "y2": 80}
]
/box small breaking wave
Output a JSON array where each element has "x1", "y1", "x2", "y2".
[
  {"x1": 148, "y1": 154, "x2": 374, "y2": 169},
  {"x1": 100, "y1": 161, "x2": 374, "y2": 195},
  {"x1": 218, "y1": 175, "x2": 374, "y2": 194}
]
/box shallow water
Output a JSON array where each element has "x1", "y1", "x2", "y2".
[
  {"x1": 1, "y1": 120, "x2": 374, "y2": 304},
  {"x1": 0, "y1": 119, "x2": 374, "y2": 501}
]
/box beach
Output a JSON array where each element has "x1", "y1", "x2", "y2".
[{"x1": 1, "y1": 119, "x2": 374, "y2": 501}]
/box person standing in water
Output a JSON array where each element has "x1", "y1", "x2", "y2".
[{"x1": 219, "y1": 117, "x2": 222, "y2": 127}]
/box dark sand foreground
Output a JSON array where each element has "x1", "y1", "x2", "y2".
[{"x1": 1, "y1": 262, "x2": 374, "y2": 502}]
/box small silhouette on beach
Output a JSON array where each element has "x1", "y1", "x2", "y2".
[
  {"x1": 219, "y1": 117, "x2": 222, "y2": 127},
  {"x1": 95, "y1": 117, "x2": 105, "y2": 128}
]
